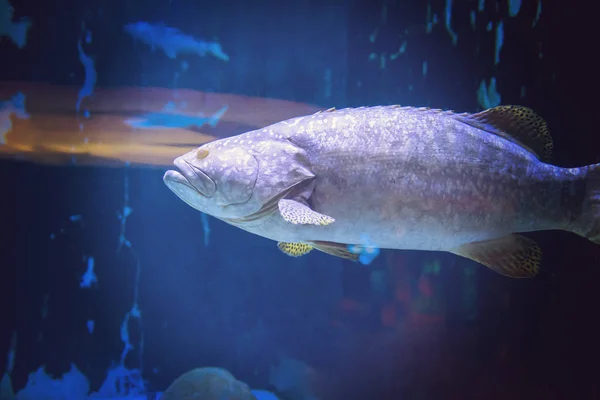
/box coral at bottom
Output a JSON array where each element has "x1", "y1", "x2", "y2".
[{"x1": 0, "y1": 364, "x2": 281, "y2": 400}]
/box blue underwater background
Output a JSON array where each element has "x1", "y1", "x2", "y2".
[{"x1": 0, "y1": 0, "x2": 599, "y2": 399}]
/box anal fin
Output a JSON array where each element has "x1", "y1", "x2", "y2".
[
  {"x1": 277, "y1": 240, "x2": 359, "y2": 262},
  {"x1": 450, "y1": 234, "x2": 541, "y2": 278},
  {"x1": 277, "y1": 242, "x2": 314, "y2": 257},
  {"x1": 310, "y1": 240, "x2": 360, "y2": 262}
]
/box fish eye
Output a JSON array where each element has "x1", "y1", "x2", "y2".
[{"x1": 196, "y1": 148, "x2": 209, "y2": 160}]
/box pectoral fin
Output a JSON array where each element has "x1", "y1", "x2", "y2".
[
  {"x1": 278, "y1": 199, "x2": 335, "y2": 226},
  {"x1": 450, "y1": 234, "x2": 541, "y2": 278}
]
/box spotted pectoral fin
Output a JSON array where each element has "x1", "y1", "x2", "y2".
[
  {"x1": 310, "y1": 241, "x2": 360, "y2": 262},
  {"x1": 277, "y1": 242, "x2": 314, "y2": 257},
  {"x1": 450, "y1": 234, "x2": 541, "y2": 278},
  {"x1": 278, "y1": 199, "x2": 335, "y2": 226}
]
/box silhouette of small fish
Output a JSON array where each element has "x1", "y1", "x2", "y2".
[{"x1": 124, "y1": 21, "x2": 229, "y2": 61}]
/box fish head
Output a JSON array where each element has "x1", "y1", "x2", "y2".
[
  {"x1": 163, "y1": 141, "x2": 261, "y2": 219},
  {"x1": 165, "y1": 130, "x2": 316, "y2": 221}
]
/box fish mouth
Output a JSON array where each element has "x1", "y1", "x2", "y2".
[
  {"x1": 163, "y1": 170, "x2": 201, "y2": 211},
  {"x1": 163, "y1": 157, "x2": 217, "y2": 198}
]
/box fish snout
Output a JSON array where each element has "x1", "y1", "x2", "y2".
[{"x1": 170, "y1": 157, "x2": 216, "y2": 198}]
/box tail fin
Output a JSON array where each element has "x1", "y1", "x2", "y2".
[
  {"x1": 577, "y1": 163, "x2": 600, "y2": 245},
  {"x1": 8, "y1": 20, "x2": 31, "y2": 49}
]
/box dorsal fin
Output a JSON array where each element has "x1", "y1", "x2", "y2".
[
  {"x1": 313, "y1": 107, "x2": 336, "y2": 115},
  {"x1": 455, "y1": 105, "x2": 553, "y2": 162},
  {"x1": 389, "y1": 105, "x2": 471, "y2": 118}
]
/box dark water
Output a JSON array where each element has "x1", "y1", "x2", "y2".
[{"x1": 1, "y1": 0, "x2": 599, "y2": 399}]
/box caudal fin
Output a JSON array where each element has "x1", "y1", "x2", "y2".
[{"x1": 576, "y1": 163, "x2": 600, "y2": 245}]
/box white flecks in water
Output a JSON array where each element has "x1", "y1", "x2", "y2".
[
  {"x1": 486, "y1": 21, "x2": 492, "y2": 31},
  {"x1": 390, "y1": 40, "x2": 408, "y2": 60},
  {"x1": 399, "y1": 41, "x2": 407, "y2": 54},
  {"x1": 426, "y1": 3, "x2": 439, "y2": 33},
  {"x1": 470, "y1": 10, "x2": 476, "y2": 30},
  {"x1": 76, "y1": 31, "x2": 97, "y2": 116},
  {"x1": 201, "y1": 213, "x2": 211, "y2": 247},
  {"x1": 422, "y1": 61, "x2": 428, "y2": 77},
  {"x1": 369, "y1": 29, "x2": 377, "y2": 43},
  {"x1": 521, "y1": 86, "x2": 526, "y2": 98},
  {"x1": 494, "y1": 21, "x2": 504, "y2": 65},
  {"x1": 87, "y1": 320, "x2": 95, "y2": 334},
  {"x1": 477, "y1": 77, "x2": 501, "y2": 109},
  {"x1": 533, "y1": 0, "x2": 542, "y2": 27},
  {"x1": 478, "y1": 0, "x2": 485, "y2": 12},
  {"x1": 80, "y1": 256, "x2": 97, "y2": 288},
  {"x1": 508, "y1": 0, "x2": 522, "y2": 17},
  {"x1": 389, "y1": 41, "x2": 407, "y2": 60},
  {"x1": 445, "y1": 0, "x2": 458, "y2": 45},
  {"x1": 50, "y1": 214, "x2": 84, "y2": 239}
]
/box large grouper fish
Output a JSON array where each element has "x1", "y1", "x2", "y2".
[{"x1": 163, "y1": 105, "x2": 600, "y2": 278}]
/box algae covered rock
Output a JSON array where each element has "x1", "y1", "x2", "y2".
[{"x1": 161, "y1": 367, "x2": 257, "y2": 400}]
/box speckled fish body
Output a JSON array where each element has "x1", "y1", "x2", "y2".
[
  {"x1": 164, "y1": 105, "x2": 600, "y2": 278},
  {"x1": 178, "y1": 106, "x2": 570, "y2": 246}
]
